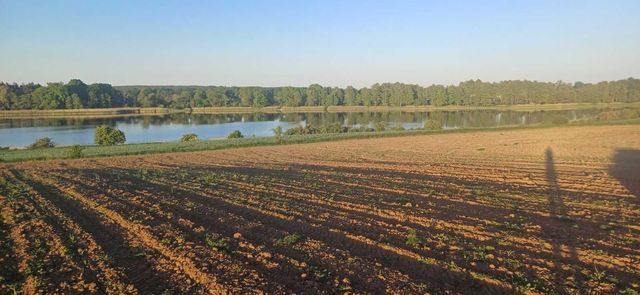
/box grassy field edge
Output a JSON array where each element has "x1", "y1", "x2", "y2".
[{"x1": 2, "y1": 118, "x2": 640, "y2": 163}]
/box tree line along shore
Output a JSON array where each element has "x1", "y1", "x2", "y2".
[
  {"x1": 2, "y1": 102, "x2": 640, "y2": 119},
  {"x1": 1, "y1": 78, "x2": 639, "y2": 112}
]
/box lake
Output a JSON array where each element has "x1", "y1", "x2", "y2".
[{"x1": 1, "y1": 107, "x2": 638, "y2": 148}]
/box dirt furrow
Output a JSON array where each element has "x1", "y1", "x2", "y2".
[
  {"x1": 7, "y1": 171, "x2": 135, "y2": 294},
  {"x1": 19, "y1": 172, "x2": 213, "y2": 294},
  {"x1": 134, "y1": 170, "x2": 515, "y2": 294},
  {"x1": 0, "y1": 173, "x2": 93, "y2": 293},
  {"x1": 47, "y1": 170, "x2": 300, "y2": 293}
]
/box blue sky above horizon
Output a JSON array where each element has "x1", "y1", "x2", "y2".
[{"x1": 1, "y1": 0, "x2": 639, "y2": 87}]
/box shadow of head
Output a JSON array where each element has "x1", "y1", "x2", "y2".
[
  {"x1": 545, "y1": 147, "x2": 558, "y2": 186},
  {"x1": 610, "y1": 149, "x2": 640, "y2": 198}
]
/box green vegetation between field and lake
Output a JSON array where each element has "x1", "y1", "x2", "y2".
[{"x1": 1, "y1": 117, "x2": 639, "y2": 163}]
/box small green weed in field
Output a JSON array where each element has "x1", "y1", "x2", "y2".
[
  {"x1": 463, "y1": 245, "x2": 495, "y2": 263},
  {"x1": 433, "y1": 232, "x2": 461, "y2": 249},
  {"x1": 308, "y1": 265, "x2": 331, "y2": 282},
  {"x1": 200, "y1": 173, "x2": 222, "y2": 186},
  {"x1": 405, "y1": 229, "x2": 421, "y2": 248},
  {"x1": 417, "y1": 256, "x2": 437, "y2": 265},
  {"x1": 503, "y1": 257, "x2": 523, "y2": 270},
  {"x1": 185, "y1": 201, "x2": 197, "y2": 209},
  {"x1": 2, "y1": 181, "x2": 29, "y2": 201},
  {"x1": 586, "y1": 266, "x2": 611, "y2": 292},
  {"x1": 499, "y1": 214, "x2": 529, "y2": 232},
  {"x1": 599, "y1": 222, "x2": 617, "y2": 231},
  {"x1": 394, "y1": 196, "x2": 412, "y2": 205},
  {"x1": 205, "y1": 234, "x2": 229, "y2": 252},
  {"x1": 505, "y1": 270, "x2": 538, "y2": 293},
  {"x1": 410, "y1": 282, "x2": 429, "y2": 292},
  {"x1": 445, "y1": 260, "x2": 461, "y2": 272},
  {"x1": 275, "y1": 234, "x2": 302, "y2": 246},
  {"x1": 25, "y1": 240, "x2": 48, "y2": 277},
  {"x1": 138, "y1": 168, "x2": 149, "y2": 180},
  {"x1": 377, "y1": 233, "x2": 389, "y2": 244},
  {"x1": 501, "y1": 221, "x2": 522, "y2": 231}
]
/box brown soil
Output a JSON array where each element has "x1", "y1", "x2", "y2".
[{"x1": 1, "y1": 125, "x2": 639, "y2": 294}]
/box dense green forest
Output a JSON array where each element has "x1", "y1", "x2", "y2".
[{"x1": 1, "y1": 78, "x2": 639, "y2": 110}]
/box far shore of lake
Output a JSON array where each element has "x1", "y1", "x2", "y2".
[{"x1": 2, "y1": 101, "x2": 640, "y2": 119}]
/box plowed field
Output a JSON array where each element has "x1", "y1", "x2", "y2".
[{"x1": 1, "y1": 125, "x2": 639, "y2": 294}]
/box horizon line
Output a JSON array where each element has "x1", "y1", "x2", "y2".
[{"x1": 2, "y1": 76, "x2": 639, "y2": 89}]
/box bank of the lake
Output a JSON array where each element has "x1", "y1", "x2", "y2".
[
  {"x1": 3, "y1": 104, "x2": 640, "y2": 148},
  {"x1": 2, "y1": 102, "x2": 640, "y2": 118},
  {"x1": 2, "y1": 119, "x2": 639, "y2": 163}
]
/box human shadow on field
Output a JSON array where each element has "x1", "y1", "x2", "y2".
[
  {"x1": 546, "y1": 148, "x2": 564, "y2": 217},
  {"x1": 610, "y1": 149, "x2": 640, "y2": 200},
  {"x1": 135, "y1": 160, "x2": 639, "y2": 241},
  {"x1": 544, "y1": 147, "x2": 580, "y2": 291}
]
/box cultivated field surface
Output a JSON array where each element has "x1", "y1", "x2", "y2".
[{"x1": 1, "y1": 125, "x2": 639, "y2": 294}]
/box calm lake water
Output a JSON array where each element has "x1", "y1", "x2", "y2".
[{"x1": 1, "y1": 107, "x2": 638, "y2": 148}]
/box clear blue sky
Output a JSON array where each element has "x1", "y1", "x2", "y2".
[{"x1": 1, "y1": 0, "x2": 639, "y2": 87}]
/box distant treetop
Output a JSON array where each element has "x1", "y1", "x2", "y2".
[{"x1": 1, "y1": 78, "x2": 639, "y2": 111}]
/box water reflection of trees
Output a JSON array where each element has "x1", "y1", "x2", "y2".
[{"x1": 1, "y1": 108, "x2": 636, "y2": 129}]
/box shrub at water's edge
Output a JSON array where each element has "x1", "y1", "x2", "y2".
[
  {"x1": 29, "y1": 137, "x2": 55, "y2": 149},
  {"x1": 180, "y1": 133, "x2": 199, "y2": 142},
  {"x1": 227, "y1": 130, "x2": 244, "y2": 139},
  {"x1": 95, "y1": 125, "x2": 126, "y2": 145},
  {"x1": 69, "y1": 144, "x2": 84, "y2": 158},
  {"x1": 423, "y1": 120, "x2": 442, "y2": 130}
]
